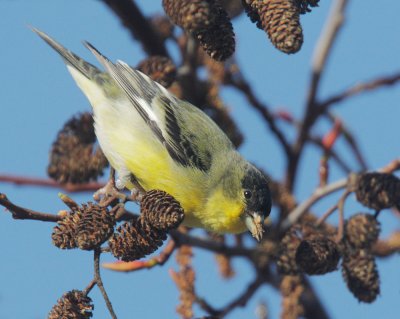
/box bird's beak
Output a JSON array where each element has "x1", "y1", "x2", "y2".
[{"x1": 244, "y1": 211, "x2": 265, "y2": 242}]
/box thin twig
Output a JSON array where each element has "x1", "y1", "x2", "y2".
[
  {"x1": 372, "y1": 231, "x2": 400, "y2": 258},
  {"x1": 316, "y1": 204, "x2": 338, "y2": 226},
  {"x1": 170, "y1": 230, "x2": 253, "y2": 258},
  {"x1": 0, "y1": 193, "x2": 61, "y2": 222},
  {"x1": 226, "y1": 74, "x2": 292, "y2": 158},
  {"x1": 310, "y1": 0, "x2": 349, "y2": 103},
  {"x1": 325, "y1": 112, "x2": 368, "y2": 170},
  {"x1": 287, "y1": 0, "x2": 349, "y2": 190},
  {"x1": 197, "y1": 275, "x2": 265, "y2": 318},
  {"x1": 101, "y1": 0, "x2": 168, "y2": 57},
  {"x1": 309, "y1": 135, "x2": 352, "y2": 173},
  {"x1": 83, "y1": 278, "x2": 97, "y2": 296},
  {"x1": 94, "y1": 249, "x2": 118, "y2": 319},
  {"x1": 281, "y1": 177, "x2": 348, "y2": 230},
  {"x1": 0, "y1": 174, "x2": 104, "y2": 192},
  {"x1": 335, "y1": 190, "x2": 351, "y2": 242},
  {"x1": 301, "y1": 277, "x2": 331, "y2": 319},
  {"x1": 320, "y1": 72, "x2": 400, "y2": 113},
  {"x1": 379, "y1": 158, "x2": 400, "y2": 173},
  {"x1": 103, "y1": 239, "x2": 177, "y2": 272}
]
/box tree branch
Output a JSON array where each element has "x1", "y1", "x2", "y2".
[
  {"x1": 281, "y1": 177, "x2": 348, "y2": 230},
  {"x1": 0, "y1": 174, "x2": 104, "y2": 192},
  {"x1": 320, "y1": 72, "x2": 400, "y2": 113},
  {"x1": 170, "y1": 230, "x2": 254, "y2": 258},
  {"x1": 0, "y1": 193, "x2": 61, "y2": 222},
  {"x1": 197, "y1": 275, "x2": 265, "y2": 318},
  {"x1": 101, "y1": 0, "x2": 168, "y2": 57},
  {"x1": 103, "y1": 239, "x2": 177, "y2": 272},
  {"x1": 226, "y1": 72, "x2": 292, "y2": 158},
  {"x1": 287, "y1": 0, "x2": 350, "y2": 190},
  {"x1": 94, "y1": 249, "x2": 118, "y2": 319}
]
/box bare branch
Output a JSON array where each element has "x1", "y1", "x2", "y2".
[
  {"x1": 287, "y1": 0, "x2": 350, "y2": 190},
  {"x1": 170, "y1": 230, "x2": 253, "y2": 258},
  {"x1": 325, "y1": 112, "x2": 368, "y2": 171},
  {"x1": 0, "y1": 174, "x2": 104, "y2": 192},
  {"x1": 0, "y1": 193, "x2": 61, "y2": 222},
  {"x1": 83, "y1": 279, "x2": 97, "y2": 296},
  {"x1": 94, "y1": 249, "x2": 118, "y2": 319},
  {"x1": 101, "y1": 0, "x2": 168, "y2": 57},
  {"x1": 372, "y1": 231, "x2": 400, "y2": 258},
  {"x1": 197, "y1": 275, "x2": 265, "y2": 318},
  {"x1": 320, "y1": 72, "x2": 400, "y2": 113},
  {"x1": 225, "y1": 72, "x2": 292, "y2": 158},
  {"x1": 281, "y1": 177, "x2": 348, "y2": 230},
  {"x1": 103, "y1": 239, "x2": 176, "y2": 272}
]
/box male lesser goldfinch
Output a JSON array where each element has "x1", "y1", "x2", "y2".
[{"x1": 32, "y1": 28, "x2": 271, "y2": 241}]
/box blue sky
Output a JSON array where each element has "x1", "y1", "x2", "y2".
[{"x1": 1, "y1": 1, "x2": 399, "y2": 318}]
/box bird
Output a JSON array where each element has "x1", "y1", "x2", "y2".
[{"x1": 32, "y1": 28, "x2": 271, "y2": 241}]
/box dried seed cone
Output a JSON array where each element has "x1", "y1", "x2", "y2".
[
  {"x1": 52, "y1": 210, "x2": 82, "y2": 249},
  {"x1": 75, "y1": 203, "x2": 116, "y2": 250},
  {"x1": 195, "y1": 6, "x2": 235, "y2": 61},
  {"x1": 108, "y1": 218, "x2": 167, "y2": 261},
  {"x1": 342, "y1": 249, "x2": 380, "y2": 303},
  {"x1": 277, "y1": 226, "x2": 302, "y2": 274},
  {"x1": 295, "y1": 238, "x2": 341, "y2": 275},
  {"x1": 295, "y1": 0, "x2": 319, "y2": 14},
  {"x1": 355, "y1": 172, "x2": 400, "y2": 211},
  {"x1": 243, "y1": 0, "x2": 303, "y2": 54},
  {"x1": 163, "y1": 0, "x2": 235, "y2": 61},
  {"x1": 345, "y1": 213, "x2": 381, "y2": 249},
  {"x1": 48, "y1": 290, "x2": 93, "y2": 319},
  {"x1": 47, "y1": 113, "x2": 108, "y2": 184},
  {"x1": 140, "y1": 190, "x2": 185, "y2": 231},
  {"x1": 137, "y1": 56, "x2": 177, "y2": 88},
  {"x1": 163, "y1": 0, "x2": 215, "y2": 31},
  {"x1": 150, "y1": 15, "x2": 175, "y2": 41}
]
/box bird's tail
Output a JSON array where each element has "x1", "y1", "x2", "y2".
[{"x1": 31, "y1": 27, "x2": 101, "y2": 80}]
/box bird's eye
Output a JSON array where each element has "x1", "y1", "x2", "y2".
[{"x1": 244, "y1": 190, "x2": 252, "y2": 199}]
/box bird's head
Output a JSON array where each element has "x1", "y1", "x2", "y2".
[{"x1": 239, "y1": 164, "x2": 271, "y2": 241}]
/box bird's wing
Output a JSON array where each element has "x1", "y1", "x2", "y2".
[{"x1": 85, "y1": 42, "x2": 234, "y2": 172}]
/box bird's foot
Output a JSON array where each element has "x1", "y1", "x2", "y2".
[
  {"x1": 129, "y1": 187, "x2": 145, "y2": 202},
  {"x1": 93, "y1": 178, "x2": 127, "y2": 207}
]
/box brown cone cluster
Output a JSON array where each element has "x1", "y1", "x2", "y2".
[
  {"x1": 163, "y1": 0, "x2": 235, "y2": 61},
  {"x1": 294, "y1": 0, "x2": 319, "y2": 14},
  {"x1": 52, "y1": 210, "x2": 82, "y2": 249},
  {"x1": 137, "y1": 56, "x2": 177, "y2": 88},
  {"x1": 150, "y1": 15, "x2": 175, "y2": 41},
  {"x1": 276, "y1": 225, "x2": 303, "y2": 274},
  {"x1": 242, "y1": 0, "x2": 303, "y2": 54},
  {"x1": 295, "y1": 237, "x2": 340, "y2": 275},
  {"x1": 75, "y1": 203, "x2": 116, "y2": 250},
  {"x1": 48, "y1": 113, "x2": 108, "y2": 184},
  {"x1": 342, "y1": 249, "x2": 380, "y2": 303},
  {"x1": 48, "y1": 290, "x2": 93, "y2": 319},
  {"x1": 277, "y1": 224, "x2": 341, "y2": 275},
  {"x1": 341, "y1": 211, "x2": 381, "y2": 303},
  {"x1": 109, "y1": 190, "x2": 184, "y2": 261},
  {"x1": 355, "y1": 172, "x2": 400, "y2": 211},
  {"x1": 52, "y1": 201, "x2": 115, "y2": 250},
  {"x1": 140, "y1": 189, "x2": 185, "y2": 231},
  {"x1": 344, "y1": 213, "x2": 381, "y2": 249}
]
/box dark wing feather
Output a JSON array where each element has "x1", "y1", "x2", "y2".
[{"x1": 85, "y1": 42, "x2": 214, "y2": 171}]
